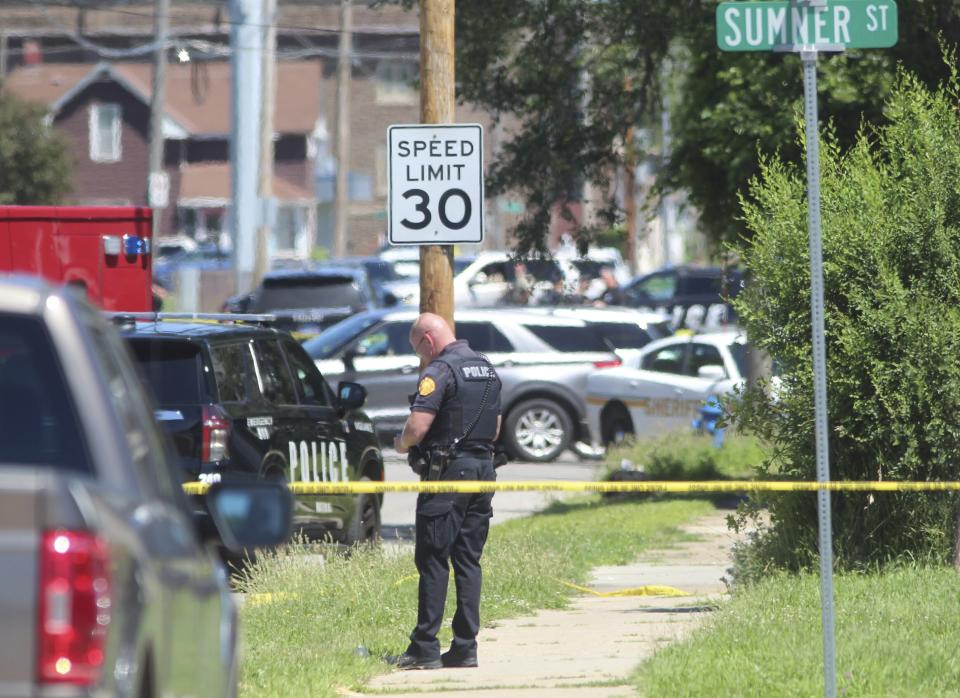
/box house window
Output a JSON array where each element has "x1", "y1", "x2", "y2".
[
  {"x1": 375, "y1": 61, "x2": 417, "y2": 106},
  {"x1": 89, "y1": 103, "x2": 122, "y2": 163},
  {"x1": 275, "y1": 204, "x2": 305, "y2": 253}
]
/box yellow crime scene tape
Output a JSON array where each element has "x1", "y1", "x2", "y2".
[
  {"x1": 557, "y1": 580, "x2": 690, "y2": 598},
  {"x1": 183, "y1": 479, "x2": 960, "y2": 496}
]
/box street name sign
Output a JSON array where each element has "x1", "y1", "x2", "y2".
[
  {"x1": 388, "y1": 123, "x2": 484, "y2": 245},
  {"x1": 716, "y1": 0, "x2": 898, "y2": 51}
]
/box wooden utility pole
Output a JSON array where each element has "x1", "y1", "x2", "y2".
[
  {"x1": 255, "y1": 0, "x2": 276, "y2": 285},
  {"x1": 0, "y1": 31, "x2": 8, "y2": 83},
  {"x1": 148, "y1": 0, "x2": 170, "y2": 226},
  {"x1": 418, "y1": 0, "x2": 456, "y2": 330},
  {"x1": 622, "y1": 75, "x2": 637, "y2": 274},
  {"x1": 334, "y1": 0, "x2": 352, "y2": 258}
]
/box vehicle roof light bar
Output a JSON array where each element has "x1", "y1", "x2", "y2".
[{"x1": 105, "y1": 312, "x2": 277, "y2": 325}]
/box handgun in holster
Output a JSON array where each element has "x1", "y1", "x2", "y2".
[{"x1": 424, "y1": 444, "x2": 452, "y2": 481}]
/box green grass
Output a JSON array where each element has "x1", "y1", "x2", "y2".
[
  {"x1": 235, "y1": 496, "x2": 714, "y2": 697},
  {"x1": 604, "y1": 430, "x2": 767, "y2": 482},
  {"x1": 633, "y1": 565, "x2": 960, "y2": 696}
]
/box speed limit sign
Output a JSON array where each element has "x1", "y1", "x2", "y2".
[{"x1": 388, "y1": 124, "x2": 484, "y2": 245}]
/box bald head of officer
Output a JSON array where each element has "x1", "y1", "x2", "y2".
[{"x1": 409, "y1": 312, "x2": 457, "y2": 363}]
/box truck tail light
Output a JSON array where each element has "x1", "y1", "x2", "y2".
[
  {"x1": 202, "y1": 405, "x2": 230, "y2": 463},
  {"x1": 37, "y1": 531, "x2": 111, "y2": 686},
  {"x1": 593, "y1": 358, "x2": 622, "y2": 369}
]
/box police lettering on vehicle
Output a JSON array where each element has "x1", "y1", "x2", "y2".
[{"x1": 288, "y1": 440, "x2": 349, "y2": 483}]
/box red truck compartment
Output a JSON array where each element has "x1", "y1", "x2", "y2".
[{"x1": 0, "y1": 206, "x2": 153, "y2": 311}]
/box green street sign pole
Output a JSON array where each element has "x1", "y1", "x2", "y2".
[
  {"x1": 716, "y1": 2, "x2": 897, "y2": 697},
  {"x1": 797, "y1": 42, "x2": 838, "y2": 698}
]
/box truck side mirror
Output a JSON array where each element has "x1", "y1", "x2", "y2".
[
  {"x1": 204, "y1": 481, "x2": 292, "y2": 552},
  {"x1": 337, "y1": 381, "x2": 367, "y2": 415}
]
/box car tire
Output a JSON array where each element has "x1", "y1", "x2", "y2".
[
  {"x1": 342, "y1": 476, "x2": 381, "y2": 545},
  {"x1": 601, "y1": 403, "x2": 634, "y2": 446},
  {"x1": 505, "y1": 398, "x2": 573, "y2": 463}
]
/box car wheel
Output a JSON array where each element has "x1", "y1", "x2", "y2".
[
  {"x1": 343, "y1": 476, "x2": 381, "y2": 545},
  {"x1": 601, "y1": 404, "x2": 634, "y2": 446},
  {"x1": 505, "y1": 398, "x2": 573, "y2": 463}
]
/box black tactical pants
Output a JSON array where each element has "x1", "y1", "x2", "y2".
[{"x1": 407, "y1": 455, "x2": 496, "y2": 659}]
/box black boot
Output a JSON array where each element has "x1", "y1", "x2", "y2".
[
  {"x1": 393, "y1": 652, "x2": 442, "y2": 670},
  {"x1": 441, "y1": 648, "x2": 478, "y2": 668}
]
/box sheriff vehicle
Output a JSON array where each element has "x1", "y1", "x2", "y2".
[{"x1": 587, "y1": 331, "x2": 748, "y2": 445}]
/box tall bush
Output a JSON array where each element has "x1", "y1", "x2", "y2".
[{"x1": 732, "y1": 67, "x2": 960, "y2": 576}]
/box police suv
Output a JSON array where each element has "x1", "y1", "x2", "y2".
[{"x1": 117, "y1": 314, "x2": 384, "y2": 545}]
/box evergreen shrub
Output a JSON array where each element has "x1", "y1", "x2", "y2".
[{"x1": 731, "y1": 67, "x2": 960, "y2": 579}]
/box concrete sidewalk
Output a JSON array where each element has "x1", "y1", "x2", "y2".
[{"x1": 346, "y1": 509, "x2": 740, "y2": 697}]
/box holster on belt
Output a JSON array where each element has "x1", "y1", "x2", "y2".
[{"x1": 423, "y1": 445, "x2": 452, "y2": 481}]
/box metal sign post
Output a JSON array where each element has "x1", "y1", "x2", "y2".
[
  {"x1": 800, "y1": 43, "x2": 837, "y2": 698},
  {"x1": 716, "y1": 1, "x2": 898, "y2": 696}
]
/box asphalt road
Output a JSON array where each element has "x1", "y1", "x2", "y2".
[{"x1": 380, "y1": 449, "x2": 606, "y2": 543}]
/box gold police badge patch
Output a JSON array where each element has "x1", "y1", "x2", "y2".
[{"x1": 418, "y1": 376, "x2": 436, "y2": 396}]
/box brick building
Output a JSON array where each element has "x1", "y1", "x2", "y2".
[{"x1": 0, "y1": 1, "x2": 520, "y2": 257}]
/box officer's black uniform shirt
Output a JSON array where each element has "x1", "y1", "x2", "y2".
[{"x1": 411, "y1": 339, "x2": 473, "y2": 414}]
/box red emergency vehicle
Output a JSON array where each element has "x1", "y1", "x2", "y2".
[{"x1": 0, "y1": 206, "x2": 153, "y2": 311}]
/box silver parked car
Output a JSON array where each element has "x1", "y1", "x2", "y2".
[
  {"x1": 302, "y1": 308, "x2": 625, "y2": 462},
  {"x1": 0, "y1": 276, "x2": 291, "y2": 697}
]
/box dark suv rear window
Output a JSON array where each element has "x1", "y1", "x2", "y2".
[
  {"x1": 588, "y1": 322, "x2": 653, "y2": 349},
  {"x1": 0, "y1": 314, "x2": 91, "y2": 472},
  {"x1": 255, "y1": 276, "x2": 366, "y2": 311},
  {"x1": 128, "y1": 339, "x2": 205, "y2": 404},
  {"x1": 523, "y1": 324, "x2": 610, "y2": 352}
]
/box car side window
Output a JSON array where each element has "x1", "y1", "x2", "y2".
[
  {"x1": 254, "y1": 339, "x2": 298, "y2": 405},
  {"x1": 635, "y1": 273, "x2": 676, "y2": 301},
  {"x1": 475, "y1": 262, "x2": 508, "y2": 283},
  {"x1": 688, "y1": 344, "x2": 726, "y2": 378},
  {"x1": 209, "y1": 343, "x2": 251, "y2": 402},
  {"x1": 641, "y1": 344, "x2": 687, "y2": 375},
  {"x1": 283, "y1": 340, "x2": 332, "y2": 406},
  {"x1": 351, "y1": 321, "x2": 413, "y2": 357},
  {"x1": 457, "y1": 322, "x2": 514, "y2": 352}
]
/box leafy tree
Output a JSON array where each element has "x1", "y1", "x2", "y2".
[
  {"x1": 0, "y1": 91, "x2": 71, "y2": 205},
  {"x1": 730, "y1": 67, "x2": 960, "y2": 577},
  {"x1": 450, "y1": 0, "x2": 960, "y2": 254},
  {"x1": 455, "y1": 0, "x2": 697, "y2": 256},
  {"x1": 668, "y1": 1, "x2": 960, "y2": 250}
]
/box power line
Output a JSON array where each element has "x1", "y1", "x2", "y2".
[
  {"x1": 4, "y1": 32, "x2": 418, "y2": 62},
  {"x1": 26, "y1": 1, "x2": 419, "y2": 37}
]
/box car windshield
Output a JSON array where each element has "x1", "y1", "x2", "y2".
[
  {"x1": 0, "y1": 314, "x2": 91, "y2": 472},
  {"x1": 127, "y1": 339, "x2": 205, "y2": 404},
  {"x1": 302, "y1": 313, "x2": 385, "y2": 358},
  {"x1": 392, "y1": 258, "x2": 475, "y2": 279},
  {"x1": 254, "y1": 276, "x2": 365, "y2": 311},
  {"x1": 363, "y1": 262, "x2": 400, "y2": 283}
]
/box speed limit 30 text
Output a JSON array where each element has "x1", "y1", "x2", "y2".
[{"x1": 396, "y1": 138, "x2": 476, "y2": 182}]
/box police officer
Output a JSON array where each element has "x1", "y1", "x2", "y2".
[{"x1": 393, "y1": 312, "x2": 501, "y2": 670}]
